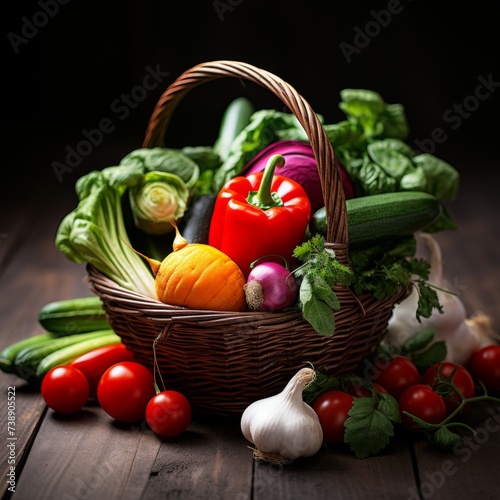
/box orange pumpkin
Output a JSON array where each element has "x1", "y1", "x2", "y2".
[
  {"x1": 155, "y1": 243, "x2": 246, "y2": 311},
  {"x1": 143, "y1": 222, "x2": 246, "y2": 311}
]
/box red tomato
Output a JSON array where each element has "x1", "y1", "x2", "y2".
[
  {"x1": 371, "y1": 355, "x2": 420, "y2": 399},
  {"x1": 146, "y1": 391, "x2": 192, "y2": 437},
  {"x1": 346, "y1": 381, "x2": 388, "y2": 398},
  {"x1": 422, "y1": 362, "x2": 475, "y2": 414},
  {"x1": 97, "y1": 361, "x2": 155, "y2": 422},
  {"x1": 398, "y1": 384, "x2": 447, "y2": 430},
  {"x1": 70, "y1": 343, "x2": 135, "y2": 397},
  {"x1": 41, "y1": 366, "x2": 89, "y2": 414},
  {"x1": 469, "y1": 345, "x2": 500, "y2": 394},
  {"x1": 312, "y1": 390, "x2": 354, "y2": 445}
]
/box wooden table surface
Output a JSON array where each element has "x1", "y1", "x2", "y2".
[{"x1": 1, "y1": 143, "x2": 499, "y2": 500}]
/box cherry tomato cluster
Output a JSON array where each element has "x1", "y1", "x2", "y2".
[
  {"x1": 311, "y1": 344, "x2": 500, "y2": 446},
  {"x1": 40, "y1": 345, "x2": 192, "y2": 439}
]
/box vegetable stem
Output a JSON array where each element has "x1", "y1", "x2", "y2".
[{"x1": 246, "y1": 154, "x2": 285, "y2": 210}]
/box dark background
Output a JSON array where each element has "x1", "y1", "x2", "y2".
[{"x1": 2, "y1": 0, "x2": 499, "y2": 207}]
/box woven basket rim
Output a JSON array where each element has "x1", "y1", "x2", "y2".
[{"x1": 87, "y1": 263, "x2": 409, "y2": 322}]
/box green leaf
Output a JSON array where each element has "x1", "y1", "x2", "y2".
[
  {"x1": 424, "y1": 204, "x2": 459, "y2": 233},
  {"x1": 373, "y1": 138, "x2": 414, "y2": 157},
  {"x1": 412, "y1": 154, "x2": 460, "y2": 201},
  {"x1": 411, "y1": 341, "x2": 448, "y2": 373},
  {"x1": 303, "y1": 299, "x2": 335, "y2": 337},
  {"x1": 400, "y1": 166, "x2": 427, "y2": 191},
  {"x1": 324, "y1": 121, "x2": 363, "y2": 147},
  {"x1": 302, "y1": 372, "x2": 340, "y2": 405},
  {"x1": 379, "y1": 103, "x2": 409, "y2": 139},
  {"x1": 377, "y1": 393, "x2": 401, "y2": 424},
  {"x1": 387, "y1": 236, "x2": 417, "y2": 258},
  {"x1": 357, "y1": 158, "x2": 398, "y2": 195},
  {"x1": 433, "y1": 427, "x2": 461, "y2": 449},
  {"x1": 339, "y1": 90, "x2": 385, "y2": 138},
  {"x1": 322, "y1": 291, "x2": 340, "y2": 311},
  {"x1": 405, "y1": 257, "x2": 431, "y2": 280},
  {"x1": 344, "y1": 398, "x2": 395, "y2": 459},
  {"x1": 367, "y1": 141, "x2": 414, "y2": 181},
  {"x1": 312, "y1": 276, "x2": 340, "y2": 310},
  {"x1": 182, "y1": 146, "x2": 221, "y2": 172},
  {"x1": 293, "y1": 234, "x2": 353, "y2": 335},
  {"x1": 416, "y1": 281, "x2": 443, "y2": 320},
  {"x1": 403, "y1": 328, "x2": 435, "y2": 353},
  {"x1": 311, "y1": 275, "x2": 332, "y2": 299},
  {"x1": 119, "y1": 147, "x2": 200, "y2": 189},
  {"x1": 299, "y1": 275, "x2": 314, "y2": 304}
]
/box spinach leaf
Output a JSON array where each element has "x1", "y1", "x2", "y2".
[{"x1": 412, "y1": 154, "x2": 460, "y2": 200}]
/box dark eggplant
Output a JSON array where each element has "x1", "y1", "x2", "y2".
[{"x1": 179, "y1": 194, "x2": 217, "y2": 244}]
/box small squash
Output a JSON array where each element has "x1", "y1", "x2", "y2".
[{"x1": 142, "y1": 222, "x2": 246, "y2": 311}]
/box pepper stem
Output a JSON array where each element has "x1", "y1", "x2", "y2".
[{"x1": 246, "y1": 154, "x2": 285, "y2": 210}]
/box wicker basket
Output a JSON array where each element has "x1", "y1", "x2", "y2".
[{"x1": 88, "y1": 60, "x2": 409, "y2": 417}]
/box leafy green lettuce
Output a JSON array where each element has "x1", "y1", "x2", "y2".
[
  {"x1": 56, "y1": 147, "x2": 210, "y2": 296},
  {"x1": 56, "y1": 166, "x2": 158, "y2": 298}
]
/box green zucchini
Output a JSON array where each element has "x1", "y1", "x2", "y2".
[
  {"x1": 38, "y1": 296, "x2": 110, "y2": 335},
  {"x1": 0, "y1": 332, "x2": 56, "y2": 374},
  {"x1": 36, "y1": 331, "x2": 121, "y2": 379},
  {"x1": 213, "y1": 97, "x2": 255, "y2": 161},
  {"x1": 14, "y1": 330, "x2": 114, "y2": 380},
  {"x1": 309, "y1": 191, "x2": 442, "y2": 248}
]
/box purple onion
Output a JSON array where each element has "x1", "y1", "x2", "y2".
[
  {"x1": 241, "y1": 140, "x2": 355, "y2": 213},
  {"x1": 244, "y1": 261, "x2": 299, "y2": 312}
]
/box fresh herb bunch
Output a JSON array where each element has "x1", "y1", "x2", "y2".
[
  {"x1": 293, "y1": 235, "x2": 444, "y2": 336},
  {"x1": 292, "y1": 234, "x2": 354, "y2": 336},
  {"x1": 348, "y1": 237, "x2": 443, "y2": 320}
]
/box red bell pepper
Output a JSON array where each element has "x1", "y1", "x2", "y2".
[
  {"x1": 70, "y1": 343, "x2": 135, "y2": 397},
  {"x1": 208, "y1": 154, "x2": 311, "y2": 277}
]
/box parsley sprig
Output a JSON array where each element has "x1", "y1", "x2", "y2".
[
  {"x1": 292, "y1": 235, "x2": 444, "y2": 336},
  {"x1": 348, "y1": 237, "x2": 444, "y2": 320},
  {"x1": 292, "y1": 235, "x2": 353, "y2": 336}
]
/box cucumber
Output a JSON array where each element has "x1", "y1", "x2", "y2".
[
  {"x1": 213, "y1": 97, "x2": 255, "y2": 161},
  {"x1": 309, "y1": 191, "x2": 442, "y2": 248},
  {"x1": 38, "y1": 296, "x2": 110, "y2": 335},
  {"x1": 14, "y1": 330, "x2": 114, "y2": 371},
  {"x1": 36, "y1": 332, "x2": 121, "y2": 379},
  {"x1": 0, "y1": 332, "x2": 56, "y2": 374}
]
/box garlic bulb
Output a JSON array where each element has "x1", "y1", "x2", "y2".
[
  {"x1": 385, "y1": 232, "x2": 496, "y2": 364},
  {"x1": 240, "y1": 367, "x2": 323, "y2": 464}
]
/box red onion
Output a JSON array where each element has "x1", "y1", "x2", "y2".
[{"x1": 244, "y1": 261, "x2": 299, "y2": 312}]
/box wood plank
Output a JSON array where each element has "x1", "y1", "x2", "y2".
[
  {"x1": 252, "y1": 433, "x2": 418, "y2": 500},
  {"x1": 0, "y1": 177, "x2": 99, "y2": 499},
  {"x1": 410, "y1": 408, "x2": 500, "y2": 499},
  {"x1": 1, "y1": 382, "x2": 47, "y2": 499},
  {"x1": 13, "y1": 404, "x2": 162, "y2": 500},
  {"x1": 142, "y1": 414, "x2": 253, "y2": 499}
]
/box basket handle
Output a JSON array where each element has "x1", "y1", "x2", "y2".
[{"x1": 142, "y1": 60, "x2": 348, "y2": 251}]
